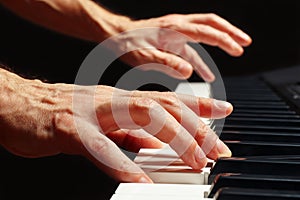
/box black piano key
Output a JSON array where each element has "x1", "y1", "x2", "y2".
[
  {"x1": 221, "y1": 124, "x2": 300, "y2": 132},
  {"x1": 229, "y1": 101, "x2": 287, "y2": 106},
  {"x1": 227, "y1": 92, "x2": 278, "y2": 96},
  {"x1": 224, "y1": 141, "x2": 300, "y2": 157},
  {"x1": 208, "y1": 173, "x2": 300, "y2": 198},
  {"x1": 231, "y1": 104, "x2": 290, "y2": 110},
  {"x1": 209, "y1": 157, "x2": 300, "y2": 184},
  {"x1": 214, "y1": 187, "x2": 300, "y2": 200},
  {"x1": 225, "y1": 117, "x2": 300, "y2": 126},
  {"x1": 224, "y1": 80, "x2": 266, "y2": 87},
  {"x1": 226, "y1": 92, "x2": 275, "y2": 96},
  {"x1": 256, "y1": 155, "x2": 300, "y2": 161},
  {"x1": 220, "y1": 131, "x2": 300, "y2": 143},
  {"x1": 227, "y1": 96, "x2": 281, "y2": 101},
  {"x1": 231, "y1": 109, "x2": 296, "y2": 114},
  {"x1": 214, "y1": 73, "x2": 300, "y2": 199},
  {"x1": 228, "y1": 113, "x2": 300, "y2": 119}
]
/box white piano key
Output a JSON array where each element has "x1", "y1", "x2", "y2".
[
  {"x1": 137, "y1": 146, "x2": 179, "y2": 157},
  {"x1": 143, "y1": 168, "x2": 210, "y2": 184},
  {"x1": 175, "y1": 82, "x2": 211, "y2": 98},
  {"x1": 136, "y1": 146, "x2": 214, "y2": 163},
  {"x1": 110, "y1": 193, "x2": 211, "y2": 200},
  {"x1": 110, "y1": 83, "x2": 217, "y2": 200},
  {"x1": 175, "y1": 82, "x2": 212, "y2": 126},
  {"x1": 115, "y1": 183, "x2": 211, "y2": 196},
  {"x1": 134, "y1": 147, "x2": 214, "y2": 184}
]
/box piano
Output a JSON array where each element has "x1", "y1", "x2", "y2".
[{"x1": 109, "y1": 65, "x2": 300, "y2": 200}]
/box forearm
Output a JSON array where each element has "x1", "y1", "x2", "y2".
[{"x1": 0, "y1": 0, "x2": 131, "y2": 42}]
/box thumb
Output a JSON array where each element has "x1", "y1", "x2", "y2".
[{"x1": 78, "y1": 123, "x2": 153, "y2": 183}]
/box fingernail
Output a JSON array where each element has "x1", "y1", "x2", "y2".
[
  {"x1": 232, "y1": 42, "x2": 243, "y2": 53},
  {"x1": 203, "y1": 73, "x2": 215, "y2": 83},
  {"x1": 138, "y1": 176, "x2": 152, "y2": 183},
  {"x1": 241, "y1": 33, "x2": 251, "y2": 42},
  {"x1": 216, "y1": 139, "x2": 232, "y2": 157},
  {"x1": 214, "y1": 100, "x2": 232, "y2": 111}
]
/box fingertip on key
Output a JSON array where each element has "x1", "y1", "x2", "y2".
[
  {"x1": 216, "y1": 139, "x2": 232, "y2": 158},
  {"x1": 138, "y1": 176, "x2": 153, "y2": 183}
]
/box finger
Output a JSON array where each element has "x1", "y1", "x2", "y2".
[
  {"x1": 129, "y1": 92, "x2": 232, "y2": 159},
  {"x1": 129, "y1": 95, "x2": 231, "y2": 161},
  {"x1": 194, "y1": 126, "x2": 232, "y2": 160},
  {"x1": 187, "y1": 13, "x2": 252, "y2": 47},
  {"x1": 138, "y1": 50, "x2": 194, "y2": 79},
  {"x1": 95, "y1": 94, "x2": 207, "y2": 169},
  {"x1": 78, "y1": 123, "x2": 153, "y2": 183},
  {"x1": 176, "y1": 102, "x2": 232, "y2": 160},
  {"x1": 54, "y1": 111, "x2": 152, "y2": 183},
  {"x1": 106, "y1": 129, "x2": 164, "y2": 153},
  {"x1": 176, "y1": 93, "x2": 233, "y2": 118},
  {"x1": 179, "y1": 44, "x2": 215, "y2": 82},
  {"x1": 134, "y1": 91, "x2": 233, "y2": 119},
  {"x1": 180, "y1": 23, "x2": 244, "y2": 57},
  {"x1": 127, "y1": 97, "x2": 208, "y2": 169}
]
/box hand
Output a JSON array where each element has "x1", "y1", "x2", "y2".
[
  {"x1": 0, "y1": 1, "x2": 251, "y2": 81},
  {"x1": 0, "y1": 70, "x2": 232, "y2": 183},
  {"x1": 111, "y1": 13, "x2": 252, "y2": 82}
]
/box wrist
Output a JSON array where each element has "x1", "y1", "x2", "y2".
[
  {"x1": 0, "y1": 68, "x2": 25, "y2": 146},
  {"x1": 80, "y1": 0, "x2": 132, "y2": 42},
  {"x1": 0, "y1": 68, "x2": 65, "y2": 156}
]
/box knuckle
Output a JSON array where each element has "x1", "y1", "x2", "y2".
[
  {"x1": 197, "y1": 121, "x2": 210, "y2": 137},
  {"x1": 160, "y1": 92, "x2": 180, "y2": 107},
  {"x1": 206, "y1": 13, "x2": 219, "y2": 22},
  {"x1": 196, "y1": 24, "x2": 211, "y2": 39},
  {"x1": 159, "y1": 14, "x2": 183, "y2": 29},
  {"x1": 162, "y1": 55, "x2": 174, "y2": 66},
  {"x1": 130, "y1": 97, "x2": 158, "y2": 127},
  {"x1": 131, "y1": 97, "x2": 155, "y2": 112},
  {"x1": 52, "y1": 111, "x2": 75, "y2": 133},
  {"x1": 165, "y1": 14, "x2": 181, "y2": 21}
]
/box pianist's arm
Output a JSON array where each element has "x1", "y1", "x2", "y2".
[
  {"x1": 0, "y1": 67, "x2": 232, "y2": 183},
  {"x1": 0, "y1": 0, "x2": 251, "y2": 81}
]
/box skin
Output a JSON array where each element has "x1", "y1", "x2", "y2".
[
  {"x1": 0, "y1": 0, "x2": 252, "y2": 81},
  {"x1": 0, "y1": 68, "x2": 232, "y2": 183},
  {"x1": 0, "y1": 0, "x2": 251, "y2": 183}
]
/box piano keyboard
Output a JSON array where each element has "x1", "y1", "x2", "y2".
[{"x1": 110, "y1": 66, "x2": 300, "y2": 200}]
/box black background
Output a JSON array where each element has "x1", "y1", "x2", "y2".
[{"x1": 0, "y1": 1, "x2": 300, "y2": 199}]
